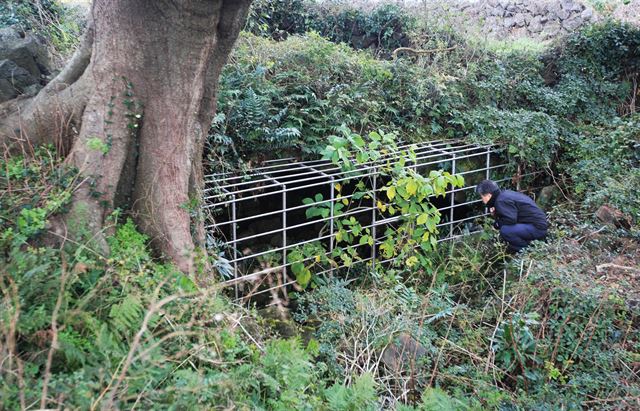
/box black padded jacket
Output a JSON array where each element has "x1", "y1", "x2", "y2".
[{"x1": 488, "y1": 190, "x2": 548, "y2": 231}]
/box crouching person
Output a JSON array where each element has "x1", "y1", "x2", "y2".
[{"x1": 476, "y1": 180, "x2": 548, "y2": 253}]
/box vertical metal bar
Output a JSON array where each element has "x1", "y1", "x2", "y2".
[
  {"x1": 329, "y1": 177, "x2": 335, "y2": 253},
  {"x1": 450, "y1": 154, "x2": 456, "y2": 239},
  {"x1": 485, "y1": 148, "x2": 491, "y2": 215},
  {"x1": 231, "y1": 194, "x2": 238, "y2": 300},
  {"x1": 371, "y1": 171, "x2": 377, "y2": 270},
  {"x1": 282, "y1": 184, "x2": 287, "y2": 285},
  {"x1": 485, "y1": 148, "x2": 491, "y2": 180}
]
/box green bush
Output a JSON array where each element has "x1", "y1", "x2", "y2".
[
  {"x1": 246, "y1": 0, "x2": 414, "y2": 54},
  {"x1": 561, "y1": 116, "x2": 640, "y2": 220},
  {"x1": 0, "y1": 147, "x2": 382, "y2": 409}
]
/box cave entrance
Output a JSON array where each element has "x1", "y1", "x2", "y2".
[{"x1": 203, "y1": 139, "x2": 508, "y2": 303}]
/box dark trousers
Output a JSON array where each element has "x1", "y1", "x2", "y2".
[{"x1": 500, "y1": 224, "x2": 547, "y2": 252}]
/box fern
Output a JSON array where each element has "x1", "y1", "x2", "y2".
[
  {"x1": 325, "y1": 372, "x2": 377, "y2": 411},
  {"x1": 109, "y1": 294, "x2": 143, "y2": 337}
]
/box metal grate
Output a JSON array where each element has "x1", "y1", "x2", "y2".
[{"x1": 203, "y1": 139, "x2": 509, "y2": 300}]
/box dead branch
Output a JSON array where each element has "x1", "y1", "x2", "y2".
[{"x1": 392, "y1": 45, "x2": 458, "y2": 59}]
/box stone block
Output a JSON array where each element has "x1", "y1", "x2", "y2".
[
  {"x1": 557, "y1": 8, "x2": 571, "y2": 20},
  {"x1": 562, "y1": 16, "x2": 584, "y2": 31},
  {"x1": 0, "y1": 27, "x2": 51, "y2": 78},
  {"x1": 0, "y1": 78, "x2": 17, "y2": 101},
  {"x1": 596, "y1": 205, "x2": 632, "y2": 229},
  {"x1": 581, "y1": 7, "x2": 594, "y2": 20},
  {"x1": 382, "y1": 333, "x2": 428, "y2": 373},
  {"x1": 529, "y1": 15, "x2": 544, "y2": 32}
]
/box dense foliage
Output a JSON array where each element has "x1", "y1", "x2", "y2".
[
  {"x1": 246, "y1": 0, "x2": 413, "y2": 54},
  {"x1": 212, "y1": 19, "x2": 639, "y2": 217}
]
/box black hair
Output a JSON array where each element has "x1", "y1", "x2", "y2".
[{"x1": 475, "y1": 179, "x2": 500, "y2": 195}]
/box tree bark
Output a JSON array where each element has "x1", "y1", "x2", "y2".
[{"x1": 1, "y1": 0, "x2": 251, "y2": 275}]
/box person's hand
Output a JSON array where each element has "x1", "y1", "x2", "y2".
[{"x1": 490, "y1": 207, "x2": 495, "y2": 215}]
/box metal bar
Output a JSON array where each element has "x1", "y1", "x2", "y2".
[
  {"x1": 220, "y1": 206, "x2": 371, "y2": 248},
  {"x1": 329, "y1": 178, "x2": 335, "y2": 256},
  {"x1": 221, "y1": 208, "x2": 494, "y2": 287},
  {"x1": 226, "y1": 202, "x2": 491, "y2": 266},
  {"x1": 205, "y1": 170, "x2": 508, "y2": 229},
  {"x1": 203, "y1": 149, "x2": 499, "y2": 206},
  {"x1": 450, "y1": 154, "x2": 456, "y2": 239},
  {"x1": 204, "y1": 146, "x2": 491, "y2": 199},
  {"x1": 208, "y1": 143, "x2": 489, "y2": 186},
  {"x1": 208, "y1": 166, "x2": 513, "y2": 236},
  {"x1": 204, "y1": 140, "x2": 519, "y2": 298},
  {"x1": 231, "y1": 194, "x2": 238, "y2": 300},
  {"x1": 207, "y1": 138, "x2": 464, "y2": 179},
  {"x1": 282, "y1": 183, "x2": 287, "y2": 286},
  {"x1": 371, "y1": 170, "x2": 377, "y2": 270}
]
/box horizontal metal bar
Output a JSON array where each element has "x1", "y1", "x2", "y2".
[
  {"x1": 204, "y1": 150, "x2": 502, "y2": 205},
  {"x1": 208, "y1": 138, "x2": 464, "y2": 179},
  {"x1": 205, "y1": 142, "x2": 494, "y2": 191},
  {"x1": 206, "y1": 143, "x2": 492, "y2": 191},
  {"x1": 234, "y1": 280, "x2": 299, "y2": 302}
]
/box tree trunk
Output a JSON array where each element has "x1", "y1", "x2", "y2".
[{"x1": 1, "y1": 0, "x2": 251, "y2": 275}]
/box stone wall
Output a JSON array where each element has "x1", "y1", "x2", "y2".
[
  {"x1": 463, "y1": 0, "x2": 598, "y2": 39},
  {"x1": 408, "y1": 0, "x2": 640, "y2": 39},
  {"x1": 413, "y1": 0, "x2": 600, "y2": 40}
]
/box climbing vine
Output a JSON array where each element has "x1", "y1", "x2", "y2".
[{"x1": 291, "y1": 127, "x2": 464, "y2": 288}]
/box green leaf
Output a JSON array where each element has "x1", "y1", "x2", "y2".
[
  {"x1": 406, "y1": 180, "x2": 418, "y2": 196},
  {"x1": 417, "y1": 213, "x2": 429, "y2": 225},
  {"x1": 296, "y1": 267, "x2": 312, "y2": 288},
  {"x1": 387, "y1": 186, "x2": 396, "y2": 200},
  {"x1": 351, "y1": 134, "x2": 366, "y2": 148},
  {"x1": 291, "y1": 262, "x2": 305, "y2": 275}
]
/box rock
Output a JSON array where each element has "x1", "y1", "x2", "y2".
[
  {"x1": 596, "y1": 205, "x2": 632, "y2": 229},
  {"x1": 512, "y1": 27, "x2": 529, "y2": 37},
  {"x1": 514, "y1": 13, "x2": 526, "y2": 27},
  {"x1": 0, "y1": 78, "x2": 16, "y2": 101},
  {"x1": 570, "y1": 1, "x2": 585, "y2": 12},
  {"x1": 581, "y1": 7, "x2": 594, "y2": 21},
  {"x1": 537, "y1": 185, "x2": 561, "y2": 210},
  {"x1": 381, "y1": 333, "x2": 428, "y2": 373},
  {"x1": 504, "y1": 16, "x2": 516, "y2": 27},
  {"x1": 524, "y1": 13, "x2": 533, "y2": 24},
  {"x1": 526, "y1": 2, "x2": 541, "y2": 14},
  {"x1": 259, "y1": 306, "x2": 299, "y2": 338},
  {"x1": 0, "y1": 27, "x2": 21, "y2": 43},
  {"x1": 0, "y1": 59, "x2": 36, "y2": 98},
  {"x1": 529, "y1": 15, "x2": 544, "y2": 32},
  {"x1": 542, "y1": 22, "x2": 562, "y2": 38},
  {"x1": 560, "y1": 0, "x2": 571, "y2": 10},
  {"x1": 557, "y1": 7, "x2": 571, "y2": 20},
  {"x1": 562, "y1": 16, "x2": 584, "y2": 31},
  {"x1": 0, "y1": 27, "x2": 51, "y2": 78},
  {"x1": 547, "y1": 2, "x2": 562, "y2": 17}
]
